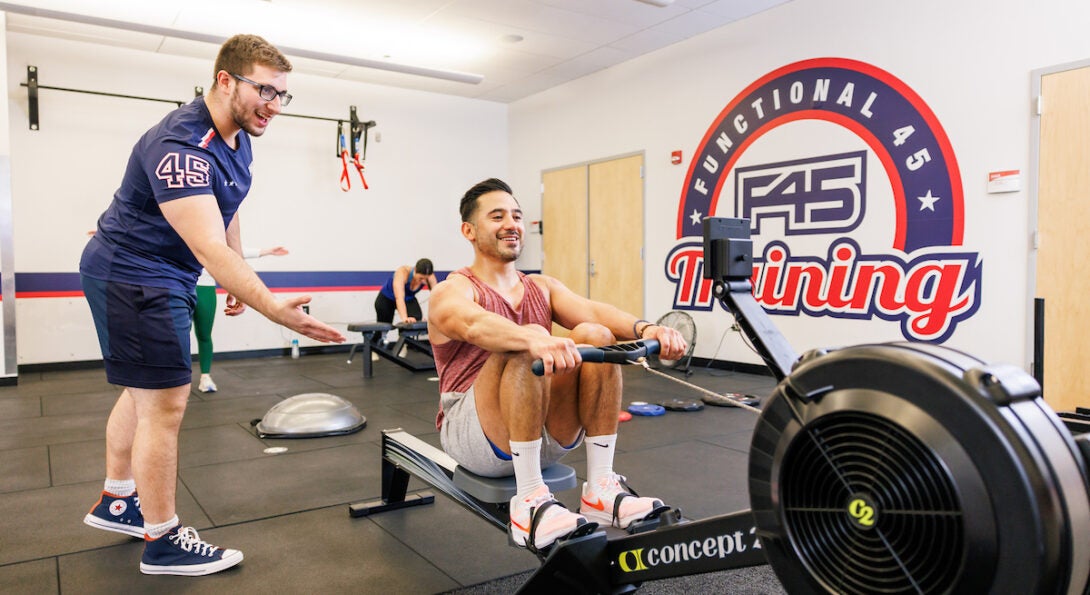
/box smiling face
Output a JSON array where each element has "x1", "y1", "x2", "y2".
[
  {"x1": 464, "y1": 190, "x2": 524, "y2": 262},
  {"x1": 228, "y1": 63, "x2": 287, "y2": 137}
]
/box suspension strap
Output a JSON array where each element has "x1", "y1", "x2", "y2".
[
  {"x1": 353, "y1": 149, "x2": 369, "y2": 190},
  {"x1": 339, "y1": 124, "x2": 352, "y2": 192},
  {"x1": 636, "y1": 360, "x2": 762, "y2": 415}
]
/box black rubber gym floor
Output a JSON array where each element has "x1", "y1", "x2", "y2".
[{"x1": 0, "y1": 350, "x2": 785, "y2": 594}]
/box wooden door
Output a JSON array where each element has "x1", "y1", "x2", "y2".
[
  {"x1": 589, "y1": 155, "x2": 644, "y2": 317},
  {"x1": 542, "y1": 165, "x2": 587, "y2": 336},
  {"x1": 1037, "y1": 66, "x2": 1090, "y2": 411}
]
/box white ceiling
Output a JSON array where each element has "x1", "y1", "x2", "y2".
[{"x1": 3, "y1": 0, "x2": 789, "y2": 103}]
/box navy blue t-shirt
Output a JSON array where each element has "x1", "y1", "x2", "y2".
[
  {"x1": 379, "y1": 275, "x2": 426, "y2": 302},
  {"x1": 80, "y1": 97, "x2": 253, "y2": 291}
]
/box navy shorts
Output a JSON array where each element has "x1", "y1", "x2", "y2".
[{"x1": 81, "y1": 276, "x2": 196, "y2": 389}]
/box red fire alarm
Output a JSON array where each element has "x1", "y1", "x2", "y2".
[{"x1": 670, "y1": 150, "x2": 683, "y2": 165}]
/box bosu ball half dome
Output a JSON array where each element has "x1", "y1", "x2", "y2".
[{"x1": 253, "y1": 393, "x2": 366, "y2": 438}]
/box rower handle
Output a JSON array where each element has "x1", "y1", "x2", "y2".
[{"x1": 531, "y1": 339, "x2": 660, "y2": 376}]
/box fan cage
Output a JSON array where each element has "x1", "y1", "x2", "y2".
[
  {"x1": 654, "y1": 311, "x2": 696, "y2": 369},
  {"x1": 780, "y1": 410, "x2": 965, "y2": 594}
]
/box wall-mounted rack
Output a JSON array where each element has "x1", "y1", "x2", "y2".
[{"x1": 21, "y1": 66, "x2": 376, "y2": 159}]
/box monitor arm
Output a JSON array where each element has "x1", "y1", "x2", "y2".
[{"x1": 703, "y1": 217, "x2": 798, "y2": 381}]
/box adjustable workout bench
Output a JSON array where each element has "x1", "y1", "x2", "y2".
[
  {"x1": 348, "y1": 429, "x2": 577, "y2": 531},
  {"x1": 345, "y1": 321, "x2": 435, "y2": 378}
]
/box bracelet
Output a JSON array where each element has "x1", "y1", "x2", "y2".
[
  {"x1": 632, "y1": 319, "x2": 650, "y2": 340},
  {"x1": 639, "y1": 323, "x2": 658, "y2": 338}
]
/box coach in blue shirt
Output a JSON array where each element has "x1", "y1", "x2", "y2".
[{"x1": 79, "y1": 34, "x2": 345, "y2": 576}]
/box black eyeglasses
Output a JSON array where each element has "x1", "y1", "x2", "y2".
[{"x1": 231, "y1": 73, "x2": 292, "y2": 106}]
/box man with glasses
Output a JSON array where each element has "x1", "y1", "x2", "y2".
[{"x1": 80, "y1": 34, "x2": 345, "y2": 576}]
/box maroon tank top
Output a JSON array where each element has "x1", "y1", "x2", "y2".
[{"x1": 433, "y1": 268, "x2": 552, "y2": 427}]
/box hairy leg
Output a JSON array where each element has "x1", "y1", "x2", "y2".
[
  {"x1": 474, "y1": 350, "x2": 547, "y2": 451},
  {"x1": 105, "y1": 389, "x2": 136, "y2": 480},
  {"x1": 128, "y1": 385, "x2": 191, "y2": 525},
  {"x1": 546, "y1": 323, "x2": 620, "y2": 442}
]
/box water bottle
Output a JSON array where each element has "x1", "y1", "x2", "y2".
[{"x1": 291, "y1": 338, "x2": 300, "y2": 359}]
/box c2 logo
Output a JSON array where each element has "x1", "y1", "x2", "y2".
[{"x1": 848, "y1": 496, "x2": 876, "y2": 528}]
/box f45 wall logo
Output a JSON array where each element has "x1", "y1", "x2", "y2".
[{"x1": 665, "y1": 57, "x2": 980, "y2": 343}]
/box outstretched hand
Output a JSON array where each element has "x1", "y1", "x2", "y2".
[
  {"x1": 275, "y1": 295, "x2": 346, "y2": 343},
  {"x1": 224, "y1": 294, "x2": 246, "y2": 316}
]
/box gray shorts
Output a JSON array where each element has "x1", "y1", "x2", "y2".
[{"x1": 440, "y1": 386, "x2": 583, "y2": 478}]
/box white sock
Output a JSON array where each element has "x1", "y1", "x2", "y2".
[
  {"x1": 145, "y1": 515, "x2": 179, "y2": 540},
  {"x1": 510, "y1": 439, "x2": 545, "y2": 498},
  {"x1": 104, "y1": 478, "x2": 136, "y2": 497},
  {"x1": 585, "y1": 434, "x2": 618, "y2": 487}
]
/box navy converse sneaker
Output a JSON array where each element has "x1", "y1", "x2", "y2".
[
  {"x1": 140, "y1": 525, "x2": 243, "y2": 576},
  {"x1": 84, "y1": 491, "x2": 143, "y2": 538}
]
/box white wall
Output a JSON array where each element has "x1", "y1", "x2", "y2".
[
  {"x1": 8, "y1": 31, "x2": 507, "y2": 364},
  {"x1": 509, "y1": 0, "x2": 1090, "y2": 369},
  {"x1": 0, "y1": 13, "x2": 12, "y2": 378},
  {"x1": 12, "y1": 0, "x2": 1090, "y2": 370}
]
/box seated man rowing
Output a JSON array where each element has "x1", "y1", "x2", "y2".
[{"x1": 427, "y1": 178, "x2": 688, "y2": 551}]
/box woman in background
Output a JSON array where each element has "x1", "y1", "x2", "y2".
[{"x1": 195, "y1": 246, "x2": 289, "y2": 392}]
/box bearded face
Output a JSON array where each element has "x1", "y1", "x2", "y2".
[
  {"x1": 228, "y1": 64, "x2": 287, "y2": 137},
  {"x1": 469, "y1": 191, "x2": 524, "y2": 262}
]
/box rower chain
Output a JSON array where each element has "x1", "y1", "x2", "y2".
[{"x1": 635, "y1": 360, "x2": 763, "y2": 415}]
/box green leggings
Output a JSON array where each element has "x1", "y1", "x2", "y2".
[{"x1": 193, "y1": 284, "x2": 217, "y2": 374}]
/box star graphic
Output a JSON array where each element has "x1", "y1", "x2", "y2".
[
  {"x1": 689, "y1": 209, "x2": 703, "y2": 226},
  {"x1": 918, "y1": 190, "x2": 941, "y2": 212}
]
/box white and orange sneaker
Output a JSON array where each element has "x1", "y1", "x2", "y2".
[
  {"x1": 509, "y1": 484, "x2": 590, "y2": 551},
  {"x1": 580, "y1": 473, "x2": 664, "y2": 529}
]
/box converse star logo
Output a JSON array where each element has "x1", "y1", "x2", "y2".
[{"x1": 110, "y1": 500, "x2": 128, "y2": 516}]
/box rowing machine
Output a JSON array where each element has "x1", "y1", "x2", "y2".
[
  {"x1": 517, "y1": 218, "x2": 1090, "y2": 594},
  {"x1": 351, "y1": 216, "x2": 1090, "y2": 594}
]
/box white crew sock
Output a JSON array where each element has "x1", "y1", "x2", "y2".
[
  {"x1": 104, "y1": 478, "x2": 136, "y2": 497},
  {"x1": 585, "y1": 434, "x2": 618, "y2": 487},
  {"x1": 145, "y1": 515, "x2": 179, "y2": 540},
  {"x1": 510, "y1": 439, "x2": 545, "y2": 498}
]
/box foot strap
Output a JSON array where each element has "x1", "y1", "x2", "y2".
[
  {"x1": 523, "y1": 499, "x2": 593, "y2": 558},
  {"x1": 610, "y1": 476, "x2": 640, "y2": 527},
  {"x1": 525, "y1": 499, "x2": 559, "y2": 554},
  {"x1": 609, "y1": 478, "x2": 670, "y2": 528},
  {"x1": 611, "y1": 492, "x2": 633, "y2": 527}
]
